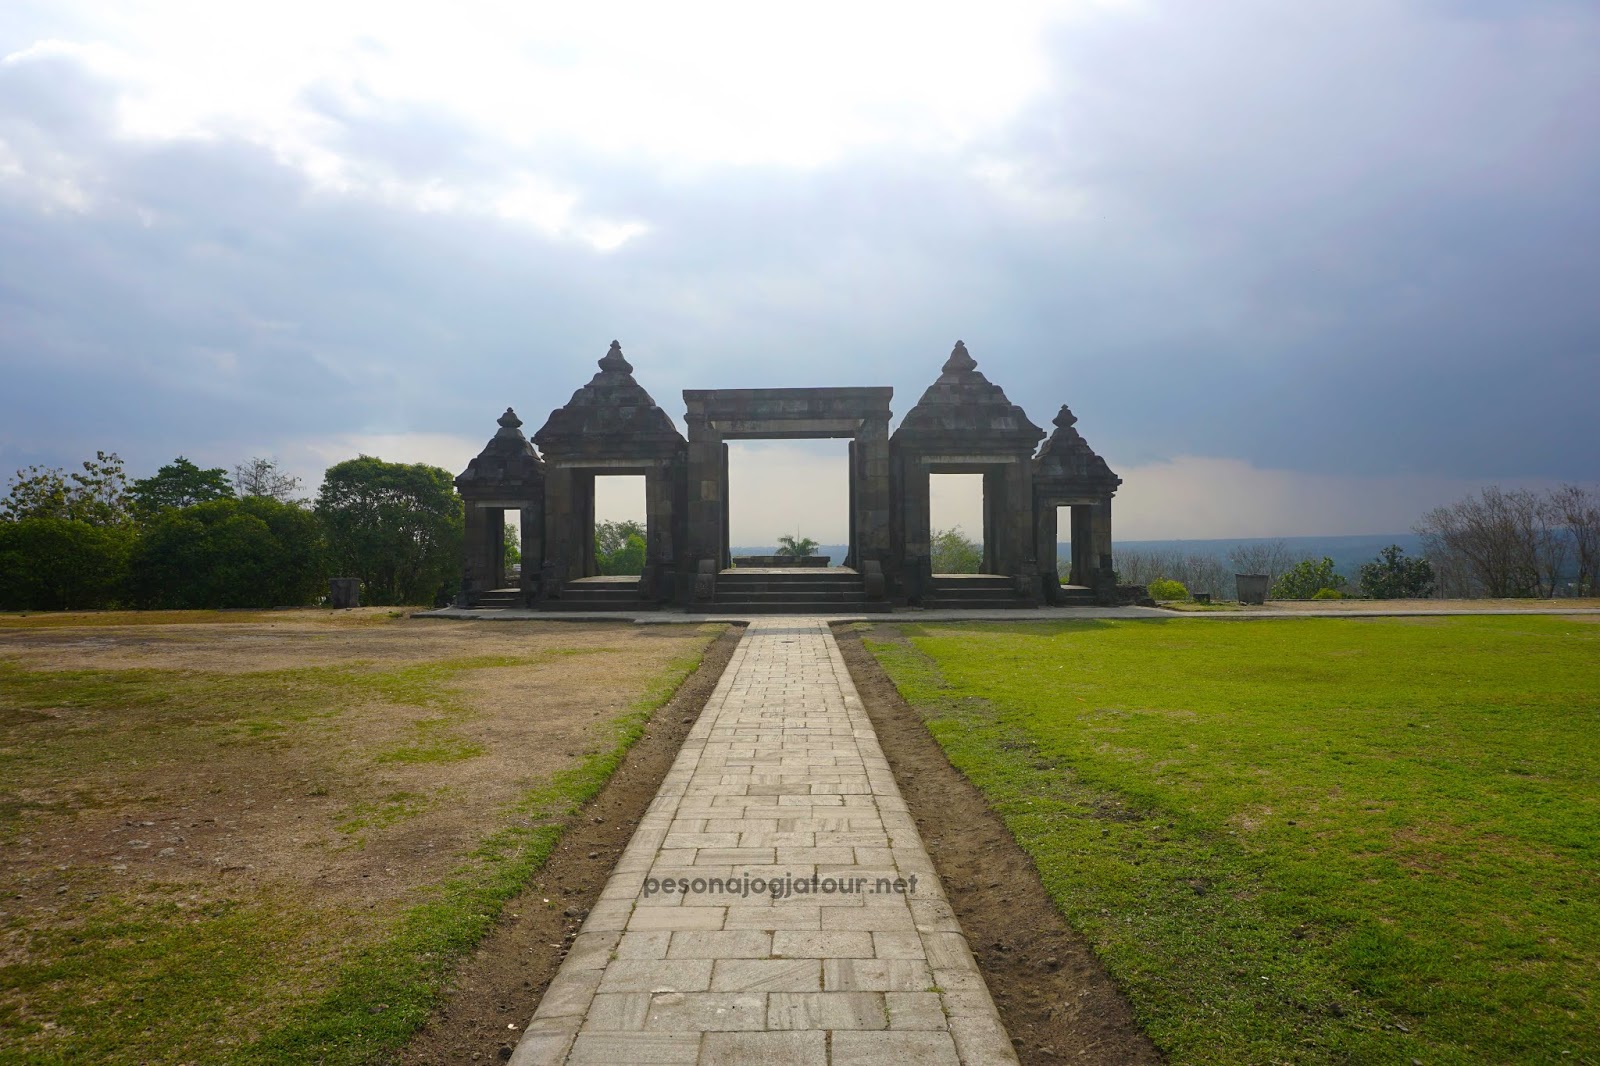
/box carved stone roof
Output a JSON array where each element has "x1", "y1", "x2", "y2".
[
  {"x1": 891, "y1": 341, "x2": 1044, "y2": 451},
  {"x1": 534, "y1": 341, "x2": 686, "y2": 460},
  {"x1": 456, "y1": 407, "x2": 545, "y2": 497},
  {"x1": 1034, "y1": 405, "x2": 1120, "y2": 493}
]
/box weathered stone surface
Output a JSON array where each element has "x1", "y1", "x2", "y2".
[
  {"x1": 536, "y1": 342, "x2": 686, "y2": 461},
  {"x1": 456, "y1": 338, "x2": 1122, "y2": 614},
  {"x1": 455, "y1": 407, "x2": 545, "y2": 607},
  {"x1": 1033, "y1": 405, "x2": 1119, "y2": 491},
  {"x1": 533, "y1": 342, "x2": 687, "y2": 601},
  {"x1": 891, "y1": 342, "x2": 1045, "y2": 605},
  {"x1": 457, "y1": 407, "x2": 546, "y2": 495},
  {"x1": 892, "y1": 341, "x2": 1044, "y2": 447},
  {"x1": 682, "y1": 388, "x2": 893, "y2": 588},
  {"x1": 1033, "y1": 404, "x2": 1121, "y2": 605}
]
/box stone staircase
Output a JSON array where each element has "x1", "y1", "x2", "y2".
[
  {"x1": 923, "y1": 574, "x2": 1038, "y2": 610},
  {"x1": 710, "y1": 568, "x2": 891, "y2": 614},
  {"x1": 1050, "y1": 583, "x2": 1100, "y2": 607},
  {"x1": 471, "y1": 588, "x2": 524, "y2": 609},
  {"x1": 542, "y1": 576, "x2": 651, "y2": 612}
]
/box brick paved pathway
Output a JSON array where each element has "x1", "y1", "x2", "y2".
[{"x1": 509, "y1": 618, "x2": 1018, "y2": 1065}]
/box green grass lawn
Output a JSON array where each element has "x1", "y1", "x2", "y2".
[{"x1": 865, "y1": 616, "x2": 1599, "y2": 1065}]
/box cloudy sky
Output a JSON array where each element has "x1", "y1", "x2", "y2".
[{"x1": 2, "y1": 0, "x2": 1596, "y2": 542}]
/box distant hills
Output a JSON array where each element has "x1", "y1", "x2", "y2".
[
  {"x1": 1110, "y1": 534, "x2": 1423, "y2": 580},
  {"x1": 732, "y1": 534, "x2": 1421, "y2": 580}
]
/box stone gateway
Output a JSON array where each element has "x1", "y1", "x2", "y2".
[{"x1": 456, "y1": 341, "x2": 1124, "y2": 611}]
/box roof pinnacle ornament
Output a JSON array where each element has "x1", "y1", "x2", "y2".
[
  {"x1": 497, "y1": 407, "x2": 522, "y2": 430},
  {"x1": 1054, "y1": 405, "x2": 1078, "y2": 430},
  {"x1": 942, "y1": 339, "x2": 977, "y2": 375},
  {"x1": 598, "y1": 340, "x2": 633, "y2": 374}
]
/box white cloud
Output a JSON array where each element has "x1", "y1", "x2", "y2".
[{"x1": 1, "y1": 0, "x2": 1133, "y2": 244}]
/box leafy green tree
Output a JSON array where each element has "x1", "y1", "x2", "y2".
[
  {"x1": 233, "y1": 456, "x2": 304, "y2": 502},
  {"x1": 315, "y1": 456, "x2": 463, "y2": 605},
  {"x1": 931, "y1": 526, "x2": 982, "y2": 574},
  {"x1": 127, "y1": 497, "x2": 327, "y2": 608},
  {"x1": 1271, "y1": 557, "x2": 1348, "y2": 599},
  {"x1": 601, "y1": 534, "x2": 646, "y2": 575},
  {"x1": 1, "y1": 451, "x2": 132, "y2": 526},
  {"x1": 595, "y1": 519, "x2": 644, "y2": 557},
  {"x1": 594, "y1": 519, "x2": 645, "y2": 575},
  {"x1": 131, "y1": 456, "x2": 233, "y2": 515},
  {"x1": 504, "y1": 524, "x2": 521, "y2": 568},
  {"x1": 1358, "y1": 545, "x2": 1436, "y2": 599},
  {"x1": 0, "y1": 518, "x2": 135, "y2": 609},
  {"x1": 776, "y1": 534, "x2": 819, "y2": 558}
]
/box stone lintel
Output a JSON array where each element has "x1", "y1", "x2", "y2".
[
  {"x1": 471, "y1": 499, "x2": 539, "y2": 509},
  {"x1": 548, "y1": 458, "x2": 658, "y2": 472},
  {"x1": 920, "y1": 454, "x2": 1019, "y2": 466},
  {"x1": 711, "y1": 418, "x2": 864, "y2": 438}
]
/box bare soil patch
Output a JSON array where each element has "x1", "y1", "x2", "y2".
[
  {"x1": 0, "y1": 613, "x2": 725, "y2": 1063},
  {"x1": 398, "y1": 623, "x2": 744, "y2": 1064},
  {"x1": 833, "y1": 624, "x2": 1161, "y2": 1066}
]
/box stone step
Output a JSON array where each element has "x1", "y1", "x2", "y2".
[
  {"x1": 929, "y1": 575, "x2": 1015, "y2": 591},
  {"x1": 929, "y1": 584, "x2": 1019, "y2": 596},
  {"x1": 558, "y1": 587, "x2": 643, "y2": 600},
  {"x1": 714, "y1": 580, "x2": 868, "y2": 594},
  {"x1": 713, "y1": 591, "x2": 872, "y2": 605},
  {"x1": 707, "y1": 600, "x2": 894, "y2": 614},
  {"x1": 923, "y1": 598, "x2": 1037, "y2": 610},
  {"x1": 719, "y1": 573, "x2": 863, "y2": 586}
]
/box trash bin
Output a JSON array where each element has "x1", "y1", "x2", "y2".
[{"x1": 1236, "y1": 574, "x2": 1269, "y2": 606}]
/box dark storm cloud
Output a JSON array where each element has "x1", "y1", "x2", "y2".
[{"x1": 1, "y1": 1, "x2": 1597, "y2": 497}]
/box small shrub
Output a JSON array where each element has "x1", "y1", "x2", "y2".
[
  {"x1": 1311, "y1": 587, "x2": 1346, "y2": 600},
  {"x1": 1147, "y1": 578, "x2": 1188, "y2": 601}
]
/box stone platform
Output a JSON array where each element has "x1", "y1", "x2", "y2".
[{"x1": 508, "y1": 619, "x2": 1018, "y2": 1066}]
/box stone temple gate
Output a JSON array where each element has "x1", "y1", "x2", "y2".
[{"x1": 457, "y1": 340, "x2": 1124, "y2": 612}]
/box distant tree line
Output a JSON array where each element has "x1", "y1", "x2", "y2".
[
  {"x1": 1110, "y1": 483, "x2": 1598, "y2": 602},
  {"x1": 1416, "y1": 485, "x2": 1599, "y2": 598},
  {"x1": 0, "y1": 452, "x2": 463, "y2": 610}
]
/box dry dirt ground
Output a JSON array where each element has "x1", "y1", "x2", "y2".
[{"x1": 0, "y1": 609, "x2": 723, "y2": 1063}]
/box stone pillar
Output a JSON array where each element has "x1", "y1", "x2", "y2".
[
  {"x1": 720, "y1": 443, "x2": 731, "y2": 570},
  {"x1": 520, "y1": 498, "x2": 544, "y2": 605},
  {"x1": 981, "y1": 468, "x2": 999, "y2": 573},
  {"x1": 855, "y1": 417, "x2": 892, "y2": 572},
  {"x1": 1001, "y1": 457, "x2": 1039, "y2": 602},
  {"x1": 487, "y1": 507, "x2": 507, "y2": 588},
  {"x1": 1091, "y1": 494, "x2": 1115, "y2": 604},
  {"x1": 542, "y1": 467, "x2": 577, "y2": 591},
  {"x1": 643, "y1": 459, "x2": 678, "y2": 604},
  {"x1": 1035, "y1": 501, "x2": 1060, "y2": 604},
  {"x1": 846, "y1": 439, "x2": 859, "y2": 570},
  {"x1": 460, "y1": 503, "x2": 490, "y2": 603},
  {"x1": 898, "y1": 454, "x2": 932, "y2": 604},
  {"x1": 1069, "y1": 505, "x2": 1092, "y2": 586},
  {"x1": 684, "y1": 415, "x2": 724, "y2": 583}
]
